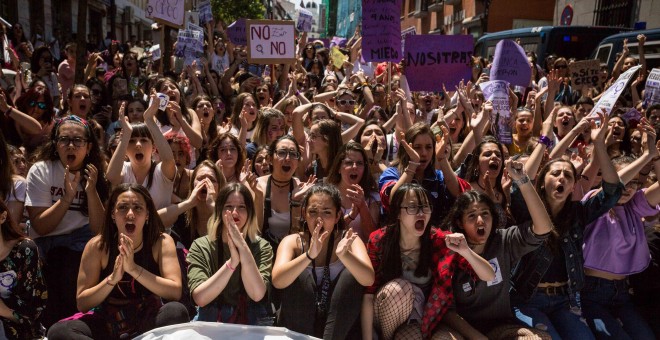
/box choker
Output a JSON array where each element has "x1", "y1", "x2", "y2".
[{"x1": 271, "y1": 176, "x2": 290, "y2": 188}]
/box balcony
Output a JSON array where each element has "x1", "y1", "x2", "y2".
[{"x1": 428, "y1": 0, "x2": 443, "y2": 12}]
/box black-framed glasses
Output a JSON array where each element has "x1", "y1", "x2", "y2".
[
  {"x1": 57, "y1": 136, "x2": 88, "y2": 147},
  {"x1": 275, "y1": 149, "x2": 300, "y2": 160},
  {"x1": 338, "y1": 99, "x2": 356, "y2": 106},
  {"x1": 401, "y1": 205, "x2": 432, "y2": 215},
  {"x1": 29, "y1": 101, "x2": 47, "y2": 109}
]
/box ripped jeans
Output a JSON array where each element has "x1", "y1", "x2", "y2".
[
  {"x1": 581, "y1": 276, "x2": 654, "y2": 340},
  {"x1": 513, "y1": 291, "x2": 595, "y2": 340}
]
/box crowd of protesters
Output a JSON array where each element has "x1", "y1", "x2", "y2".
[{"x1": 0, "y1": 16, "x2": 658, "y2": 340}]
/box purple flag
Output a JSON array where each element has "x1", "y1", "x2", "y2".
[
  {"x1": 490, "y1": 39, "x2": 531, "y2": 88},
  {"x1": 227, "y1": 19, "x2": 247, "y2": 46},
  {"x1": 362, "y1": 0, "x2": 402, "y2": 62},
  {"x1": 404, "y1": 35, "x2": 474, "y2": 91}
]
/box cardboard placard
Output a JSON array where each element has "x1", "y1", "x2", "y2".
[
  {"x1": 362, "y1": 0, "x2": 402, "y2": 63},
  {"x1": 569, "y1": 59, "x2": 601, "y2": 90},
  {"x1": 404, "y1": 34, "x2": 473, "y2": 91},
  {"x1": 330, "y1": 46, "x2": 348, "y2": 68},
  {"x1": 146, "y1": 0, "x2": 185, "y2": 28},
  {"x1": 490, "y1": 39, "x2": 531, "y2": 88},
  {"x1": 227, "y1": 19, "x2": 247, "y2": 46},
  {"x1": 246, "y1": 20, "x2": 295, "y2": 64}
]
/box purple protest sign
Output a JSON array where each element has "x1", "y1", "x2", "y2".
[
  {"x1": 330, "y1": 36, "x2": 347, "y2": 48},
  {"x1": 227, "y1": 19, "x2": 247, "y2": 46},
  {"x1": 362, "y1": 0, "x2": 402, "y2": 62},
  {"x1": 490, "y1": 39, "x2": 531, "y2": 88},
  {"x1": 404, "y1": 35, "x2": 473, "y2": 91},
  {"x1": 479, "y1": 80, "x2": 512, "y2": 144}
]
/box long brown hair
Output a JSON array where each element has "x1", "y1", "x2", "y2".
[
  {"x1": 535, "y1": 158, "x2": 578, "y2": 250},
  {"x1": 0, "y1": 198, "x2": 25, "y2": 242},
  {"x1": 185, "y1": 161, "x2": 226, "y2": 242}
]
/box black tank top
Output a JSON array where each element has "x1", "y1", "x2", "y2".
[{"x1": 100, "y1": 243, "x2": 160, "y2": 301}]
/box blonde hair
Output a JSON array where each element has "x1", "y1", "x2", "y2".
[{"x1": 207, "y1": 183, "x2": 259, "y2": 242}]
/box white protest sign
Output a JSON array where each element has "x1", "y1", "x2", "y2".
[
  {"x1": 174, "y1": 29, "x2": 204, "y2": 66},
  {"x1": 480, "y1": 80, "x2": 512, "y2": 144},
  {"x1": 401, "y1": 26, "x2": 416, "y2": 55},
  {"x1": 644, "y1": 68, "x2": 660, "y2": 107},
  {"x1": 590, "y1": 65, "x2": 641, "y2": 117},
  {"x1": 146, "y1": 0, "x2": 185, "y2": 27},
  {"x1": 198, "y1": 0, "x2": 213, "y2": 25},
  {"x1": 247, "y1": 20, "x2": 295, "y2": 64},
  {"x1": 186, "y1": 11, "x2": 199, "y2": 26},
  {"x1": 187, "y1": 21, "x2": 203, "y2": 34},
  {"x1": 149, "y1": 44, "x2": 161, "y2": 61},
  {"x1": 297, "y1": 9, "x2": 313, "y2": 32}
]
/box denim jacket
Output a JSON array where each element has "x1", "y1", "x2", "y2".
[{"x1": 509, "y1": 181, "x2": 623, "y2": 302}]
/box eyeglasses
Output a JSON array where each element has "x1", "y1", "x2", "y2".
[
  {"x1": 337, "y1": 99, "x2": 356, "y2": 106},
  {"x1": 401, "y1": 205, "x2": 432, "y2": 215},
  {"x1": 29, "y1": 101, "x2": 47, "y2": 109},
  {"x1": 342, "y1": 160, "x2": 365, "y2": 168},
  {"x1": 275, "y1": 149, "x2": 301, "y2": 160},
  {"x1": 57, "y1": 136, "x2": 88, "y2": 147},
  {"x1": 554, "y1": 64, "x2": 568, "y2": 69},
  {"x1": 625, "y1": 180, "x2": 642, "y2": 189}
]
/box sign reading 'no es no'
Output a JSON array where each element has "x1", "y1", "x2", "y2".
[{"x1": 247, "y1": 20, "x2": 295, "y2": 64}]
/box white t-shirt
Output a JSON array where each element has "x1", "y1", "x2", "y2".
[
  {"x1": 4, "y1": 177, "x2": 26, "y2": 204},
  {"x1": 121, "y1": 162, "x2": 174, "y2": 210},
  {"x1": 25, "y1": 160, "x2": 88, "y2": 238},
  {"x1": 211, "y1": 53, "x2": 230, "y2": 74}
]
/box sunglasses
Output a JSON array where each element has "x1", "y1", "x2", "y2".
[
  {"x1": 29, "y1": 101, "x2": 47, "y2": 109},
  {"x1": 338, "y1": 99, "x2": 356, "y2": 106}
]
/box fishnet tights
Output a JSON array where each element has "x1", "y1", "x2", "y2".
[{"x1": 374, "y1": 279, "x2": 414, "y2": 340}]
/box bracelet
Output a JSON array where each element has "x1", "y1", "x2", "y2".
[
  {"x1": 408, "y1": 161, "x2": 421, "y2": 167},
  {"x1": 226, "y1": 261, "x2": 236, "y2": 272},
  {"x1": 306, "y1": 250, "x2": 314, "y2": 261},
  {"x1": 135, "y1": 266, "x2": 144, "y2": 280},
  {"x1": 513, "y1": 175, "x2": 530, "y2": 186},
  {"x1": 404, "y1": 168, "x2": 416, "y2": 176},
  {"x1": 106, "y1": 277, "x2": 116, "y2": 287},
  {"x1": 538, "y1": 135, "x2": 554, "y2": 148},
  {"x1": 346, "y1": 213, "x2": 356, "y2": 221}
]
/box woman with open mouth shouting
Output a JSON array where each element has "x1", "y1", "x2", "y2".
[
  {"x1": 362, "y1": 183, "x2": 495, "y2": 340},
  {"x1": 191, "y1": 95, "x2": 219, "y2": 165},
  {"x1": 326, "y1": 141, "x2": 380, "y2": 242},
  {"x1": 48, "y1": 184, "x2": 189, "y2": 339},
  {"x1": 438, "y1": 160, "x2": 554, "y2": 339},
  {"x1": 273, "y1": 184, "x2": 374, "y2": 339},
  {"x1": 508, "y1": 110, "x2": 624, "y2": 340},
  {"x1": 187, "y1": 183, "x2": 274, "y2": 325},
  {"x1": 229, "y1": 92, "x2": 259, "y2": 144},
  {"x1": 65, "y1": 84, "x2": 93, "y2": 120},
  {"x1": 25, "y1": 115, "x2": 109, "y2": 326},
  {"x1": 248, "y1": 108, "x2": 286, "y2": 160},
  {"x1": 207, "y1": 132, "x2": 246, "y2": 184},
  {"x1": 106, "y1": 97, "x2": 176, "y2": 213},
  {"x1": 379, "y1": 122, "x2": 463, "y2": 226}
]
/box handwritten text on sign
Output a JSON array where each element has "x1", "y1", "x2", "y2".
[
  {"x1": 362, "y1": 0, "x2": 401, "y2": 62},
  {"x1": 247, "y1": 20, "x2": 295, "y2": 64},
  {"x1": 569, "y1": 59, "x2": 601, "y2": 90},
  {"x1": 404, "y1": 34, "x2": 473, "y2": 91},
  {"x1": 490, "y1": 39, "x2": 531, "y2": 88},
  {"x1": 146, "y1": 0, "x2": 185, "y2": 27}
]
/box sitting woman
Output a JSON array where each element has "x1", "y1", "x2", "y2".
[
  {"x1": 362, "y1": 183, "x2": 495, "y2": 340},
  {"x1": 186, "y1": 183, "x2": 274, "y2": 325},
  {"x1": 0, "y1": 199, "x2": 47, "y2": 339},
  {"x1": 47, "y1": 184, "x2": 188, "y2": 339},
  {"x1": 272, "y1": 184, "x2": 375, "y2": 339}
]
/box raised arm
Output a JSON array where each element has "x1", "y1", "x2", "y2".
[
  {"x1": 335, "y1": 229, "x2": 375, "y2": 286},
  {"x1": 336, "y1": 110, "x2": 365, "y2": 143},
  {"x1": 445, "y1": 233, "x2": 495, "y2": 281},
  {"x1": 507, "y1": 160, "x2": 552, "y2": 235},
  {"x1": 144, "y1": 96, "x2": 176, "y2": 181},
  {"x1": 591, "y1": 110, "x2": 620, "y2": 185},
  {"x1": 106, "y1": 102, "x2": 131, "y2": 185},
  {"x1": 526, "y1": 106, "x2": 557, "y2": 181},
  {"x1": 0, "y1": 93, "x2": 42, "y2": 135},
  {"x1": 637, "y1": 34, "x2": 647, "y2": 77}
]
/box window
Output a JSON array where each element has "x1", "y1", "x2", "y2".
[
  {"x1": 595, "y1": 44, "x2": 612, "y2": 65},
  {"x1": 593, "y1": 0, "x2": 636, "y2": 28}
]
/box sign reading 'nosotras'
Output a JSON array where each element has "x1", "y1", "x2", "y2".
[
  {"x1": 247, "y1": 20, "x2": 295, "y2": 64},
  {"x1": 404, "y1": 34, "x2": 473, "y2": 91},
  {"x1": 362, "y1": 0, "x2": 402, "y2": 63}
]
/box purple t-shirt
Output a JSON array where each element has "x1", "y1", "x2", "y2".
[{"x1": 583, "y1": 189, "x2": 660, "y2": 275}]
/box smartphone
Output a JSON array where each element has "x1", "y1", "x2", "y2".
[
  {"x1": 482, "y1": 68, "x2": 490, "y2": 76},
  {"x1": 431, "y1": 125, "x2": 443, "y2": 139}
]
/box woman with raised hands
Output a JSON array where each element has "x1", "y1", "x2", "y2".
[
  {"x1": 106, "y1": 97, "x2": 176, "y2": 211},
  {"x1": 186, "y1": 183, "x2": 274, "y2": 325},
  {"x1": 508, "y1": 110, "x2": 624, "y2": 340},
  {"x1": 438, "y1": 160, "x2": 553, "y2": 339},
  {"x1": 154, "y1": 78, "x2": 203, "y2": 151},
  {"x1": 207, "y1": 132, "x2": 246, "y2": 184},
  {"x1": 272, "y1": 184, "x2": 374, "y2": 339},
  {"x1": 362, "y1": 183, "x2": 495, "y2": 340},
  {"x1": 47, "y1": 184, "x2": 188, "y2": 339}
]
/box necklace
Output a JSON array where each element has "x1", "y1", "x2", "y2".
[
  {"x1": 133, "y1": 240, "x2": 143, "y2": 251},
  {"x1": 271, "y1": 176, "x2": 290, "y2": 188},
  {"x1": 476, "y1": 180, "x2": 500, "y2": 201}
]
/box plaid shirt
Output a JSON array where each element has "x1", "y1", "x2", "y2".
[{"x1": 366, "y1": 227, "x2": 476, "y2": 338}]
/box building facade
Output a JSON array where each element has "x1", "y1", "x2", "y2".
[{"x1": 553, "y1": 0, "x2": 659, "y2": 29}]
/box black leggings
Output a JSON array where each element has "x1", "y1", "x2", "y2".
[
  {"x1": 47, "y1": 301, "x2": 189, "y2": 340},
  {"x1": 42, "y1": 247, "x2": 83, "y2": 328},
  {"x1": 277, "y1": 268, "x2": 362, "y2": 340}
]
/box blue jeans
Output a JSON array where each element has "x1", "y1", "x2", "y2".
[
  {"x1": 581, "y1": 276, "x2": 654, "y2": 340},
  {"x1": 195, "y1": 300, "x2": 274, "y2": 326},
  {"x1": 513, "y1": 291, "x2": 595, "y2": 340},
  {"x1": 34, "y1": 224, "x2": 93, "y2": 259}
]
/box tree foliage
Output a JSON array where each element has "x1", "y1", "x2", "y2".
[{"x1": 211, "y1": 0, "x2": 265, "y2": 26}]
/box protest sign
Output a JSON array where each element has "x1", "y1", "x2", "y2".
[
  {"x1": 186, "y1": 11, "x2": 199, "y2": 26},
  {"x1": 404, "y1": 34, "x2": 473, "y2": 91},
  {"x1": 362, "y1": 0, "x2": 402, "y2": 62},
  {"x1": 146, "y1": 0, "x2": 185, "y2": 27},
  {"x1": 644, "y1": 68, "x2": 660, "y2": 107},
  {"x1": 569, "y1": 59, "x2": 601, "y2": 90},
  {"x1": 175, "y1": 29, "x2": 204, "y2": 66},
  {"x1": 590, "y1": 65, "x2": 641, "y2": 117},
  {"x1": 401, "y1": 26, "x2": 416, "y2": 56},
  {"x1": 187, "y1": 21, "x2": 203, "y2": 34},
  {"x1": 297, "y1": 9, "x2": 313, "y2": 32},
  {"x1": 149, "y1": 44, "x2": 161, "y2": 61},
  {"x1": 490, "y1": 39, "x2": 531, "y2": 88},
  {"x1": 247, "y1": 20, "x2": 295, "y2": 64},
  {"x1": 330, "y1": 37, "x2": 347, "y2": 48},
  {"x1": 198, "y1": 0, "x2": 213, "y2": 25},
  {"x1": 227, "y1": 19, "x2": 247, "y2": 46},
  {"x1": 480, "y1": 80, "x2": 513, "y2": 144},
  {"x1": 330, "y1": 46, "x2": 348, "y2": 69}
]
